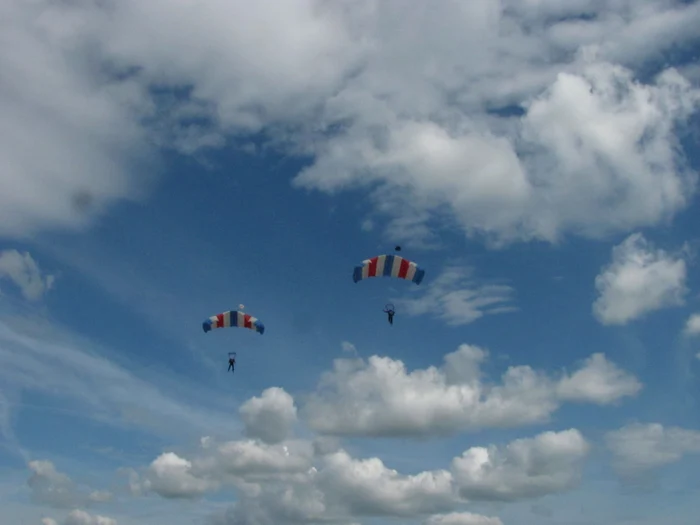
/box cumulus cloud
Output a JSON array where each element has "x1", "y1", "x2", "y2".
[
  {"x1": 0, "y1": 250, "x2": 54, "y2": 300},
  {"x1": 127, "y1": 386, "x2": 600, "y2": 524},
  {"x1": 2, "y1": 1, "x2": 699, "y2": 243},
  {"x1": 27, "y1": 460, "x2": 112, "y2": 509},
  {"x1": 317, "y1": 450, "x2": 455, "y2": 518},
  {"x1": 239, "y1": 387, "x2": 298, "y2": 445},
  {"x1": 516, "y1": 57, "x2": 699, "y2": 242},
  {"x1": 396, "y1": 266, "x2": 517, "y2": 326},
  {"x1": 606, "y1": 423, "x2": 700, "y2": 476},
  {"x1": 292, "y1": 35, "x2": 700, "y2": 246},
  {"x1": 556, "y1": 353, "x2": 642, "y2": 404},
  {"x1": 302, "y1": 344, "x2": 640, "y2": 437},
  {"x1": 452, "y1": 429, "x2": 589, "y2": 501},
  {"x1": 139, "y1": 439, "x2": 456, "y2": 520},
  {"x1": 683, "y1": 313, "x2": 700, "y2": 336},
  {"x1": 138, "y1": 452, "x2": 218, "y2": 499},
  {"x1": 135, "y1": 416, "x2": 590, "y2": 523},
  {"x1": 5, "y1": 3, "x2": 700, "y2": 524},
  {"x1": 593, "y1": 233, "x2": 688, "y2": 325},
  {"x1": 1, "y1": 0, "x2": 154, "y2": 238},
  {"x1": 134, "y1": 437, "x2": 315, "y2": 500}
]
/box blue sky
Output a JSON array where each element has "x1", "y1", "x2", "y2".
[{"x1": 2, "y1": 1, "x2": 700, "y2": 525}]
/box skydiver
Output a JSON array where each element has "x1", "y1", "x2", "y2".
[
  {"x1": 228, "y1": 356, "x2": 236, "y2": 373},
  {"x1": 383, "y1": 306, "x2": 395, "y2": 325}
]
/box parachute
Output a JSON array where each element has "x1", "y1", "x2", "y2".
[
  {"x1": 353, "y1": 254, "x2": 425, "y2": 285},
  {"x1": 353, "y1": 247, "x2": 425, "y2": 325},
  {"x1": 202, "y1": 310, "x2": 265, "y2": 335}
]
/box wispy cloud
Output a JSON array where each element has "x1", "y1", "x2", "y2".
[
  {"x1": 340, "y1": 341, "x2": 358, "y2": 356},
  {"x1": 44, "y1": 509, "x2": 117, "y2": 525},
  {"x1": 0, "y1": 315, "x2": 241, "y2": 443},
  {"x1": 0, "y1": 249, "x2": 54, "y2": 301},
  {"x1": 395, "y1": 266, "x2": 517, "y2": 326}
]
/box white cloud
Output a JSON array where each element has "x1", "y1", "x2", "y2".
[
  {"x1": 341, "y1": 341, "x2": 358, "y2": 356},
  {"x1": 212, "y1": 440, "x2": 314, "y2": 479},
  {"x1": 4, "y1": 3, "x2": 700, "y2": 523},
  {"x1": 292, "y1": 32, "x2": 700, "y2": 246},
  {"x1": 127, "y1": 385, "x2": 601, "y2": 524},
  {"x1": 136, "y1": 437, "x2": 315, "y2": 500},
  {"x1": 452, "y1": 429, "x2": 589, "y2": 501},
  {"x1": 86, "y1": 491, "x2": 112, "y2": 504},
  {"x1": 139, "y1": 452, "x2": 218, "y2": 499},
  {"x1": 64, "y1": 509, "x2": 117, "y2": 525},
  {"x1": 317, "y1": 450, "x2": 456, "y2": 518},
  {"x1": 27, "y1": 460, "x2": 112, "y2": 509},
  {"x1": 516, "y1": 57, "x2": 699, "y2": 242},
  {"x1": 2, "y1": 1, "x2": 699, "y2": 243},
  {"x1": 683, "y1": 313, "x2": 700, "y2": 336},
  {"x1": 139, "y1": 438, "x2": 458, "y2": 519},
  {"x1": 136, "y1": 418, "x2": 592, "y2": 523},
  {"x1": 302, "y1": 344, "x2": 640, "y2": 437},
  {"x1": 605, "y1": 423, "x2": 700, "y2": 475},
  {"x1": 239, "y1": 387, "x2": 298, "y2": 444},
  {"x1": 0, "y1": 250, "x2": 54, "y2": 301},
  {"x1": 0, "y1": 316, "x2": 241, "y2": 441},
  {"x1": 396, "y1": 266, "x2": 517, "y2": 326},
  {"x1": 580, "y1": 1, "x2": 700, "y2": 67},
  {"x1": 0, "y1": 0, "x2": 154, "y2": 238},
  {"x1": 556, "y1": 353, "x2": 642, "y2": 404},
  {"x1": 592, "y1": 233, "x2": 688, "y2": 325},
  {"x1": 0, "y1": 0, "x2": 359, "y2": 238},
  {"x1": 28, "y1": 460, "x2": 81, "y2": 508},
  {"x1": 425, "y1": 512, "x2": 503, "y2": 525}
]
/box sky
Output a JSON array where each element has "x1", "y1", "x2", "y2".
[{"x1": 1, "y1": 0, "x2": 700, "y2": 524}]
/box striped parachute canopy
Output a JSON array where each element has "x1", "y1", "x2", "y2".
[
  {"x1": 202, "y1": 310, "x2": 265, "y2": 335},
  {"x1": 353, "y1": 254, "x2": 425, "y2": 285}
]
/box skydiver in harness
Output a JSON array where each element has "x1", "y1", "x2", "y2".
[
  {"x1": 383, "y1": 304, "x2": 395, "y2": 325},
  {"x1": 382, "y1": 247, "x2": 401, "y2": 327},
  {"x1": 227, "y1": 352, "x2": 236, "y2": 373}
]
